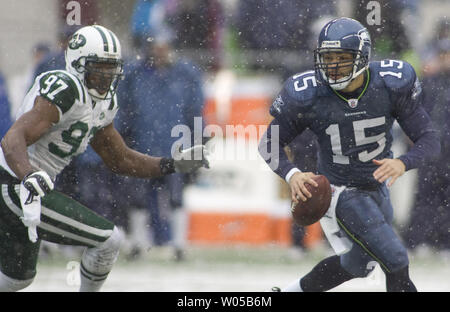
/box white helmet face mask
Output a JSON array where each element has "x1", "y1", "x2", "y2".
[{"x1": 65, "y1": 25, "x2": 123, "y2": 100}]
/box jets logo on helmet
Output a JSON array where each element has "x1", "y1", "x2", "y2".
[
  {"x1": 314, "y1": 18, "x2": 371, "y2": 91},
  {"x1": 68, "y1": 33, "x2": 86, "y2": 50},
  {"x1": 65, "y1": 25, "x2": 123, "y2": 100}
]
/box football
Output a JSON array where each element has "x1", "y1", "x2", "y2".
[{"x1": 291, "y1": 175, "x2": 332, "y2": 226}]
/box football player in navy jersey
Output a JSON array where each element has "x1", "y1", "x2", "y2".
[{"x1": 259, "y1": 17, "x2": 441, "y2": 292}]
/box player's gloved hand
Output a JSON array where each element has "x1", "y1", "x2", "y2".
[
  {"x1": 173, "y1": 144, "x2": 210, "y2": 173},
  {"x1": 19, "y1": 170, "x2": 54, "y2": 243},
  {"x1": 22, "y1": 170, "x2": 54, "y2": 202}
]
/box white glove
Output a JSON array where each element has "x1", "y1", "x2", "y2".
[
  {"x1": 173, "y1": 145, "x2": 210, "y2": 173},
  {"x1": 19, "y1": 184, "x2": 41, "y2": 243},
  {"x1": 22, "y1": 170, "x2": 54, "y2": 198},
  {"x1": 19, "y1": 171, "x2": 54, "y2": 243}
]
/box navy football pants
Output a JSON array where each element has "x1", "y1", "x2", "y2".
[{"x1": 335, "y1": 184, "x2": 409, "y2": 277}]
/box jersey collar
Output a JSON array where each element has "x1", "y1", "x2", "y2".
[{"x1": 332, "y1": 69, "x2": 370, "y2": 104}]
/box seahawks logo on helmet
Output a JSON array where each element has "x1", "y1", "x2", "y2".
[
  {"x1": 68, "y1": 34, "x2": 86, "y2": 50},
  {"x1": 358, "y1": 30, "x2": 371, "y2": 44}
]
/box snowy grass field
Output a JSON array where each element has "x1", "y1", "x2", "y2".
[{"x1": 24, "y1": 243, "x2": 450, "y2": 292}]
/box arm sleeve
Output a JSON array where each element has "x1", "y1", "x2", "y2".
[
  {"x1": 259, "y1": 113, "x2": 309, "y2": 180},
  {"x1": 396, "y1": 105, "x2": 441, "y2": 170},
  {"x1": 394, "y1": 74, "x2": 441, "y2": 170},
  {"x1": 258, "y1": 118, "x2": 296, "y2": 179},
  {"x1": 259, "y1": 77, "x2": 312, "y2": 179}
]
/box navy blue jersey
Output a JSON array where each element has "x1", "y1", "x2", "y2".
[{"x1": 263, "y1": 60, "x2": 440, "y2": 188}]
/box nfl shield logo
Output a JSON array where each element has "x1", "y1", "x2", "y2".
[{"x1": 348, "y1": 99, "x2": 358, "y2": 108}]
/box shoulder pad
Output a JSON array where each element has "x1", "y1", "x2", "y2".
[
  {"x1": 371, "y1": 60, "x2": 416, "y2": 91},
  {"x1": 38, "y1": 70, "x2": 85, "y2": 113},
  {"x1": 285, "y1": 70, "x2": 319, "y2": 102},
  {"x1": 270, "y1": 71, "x2": 319, "y2": 118}
]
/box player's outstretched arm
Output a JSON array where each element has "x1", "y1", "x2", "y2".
[
  {"x1": 91, "y1": 123, "x2": 209, "y2": 178},
  {"x1": 90, "y1": 123, "x2": 164, "y2": 178},
  {"x1": 1, "y1": 96, "x2": 59, "y2": 180}
]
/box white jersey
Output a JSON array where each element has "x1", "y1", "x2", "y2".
[{"x1": 0, "y1": 70, "x2": 118, "y2": 180}]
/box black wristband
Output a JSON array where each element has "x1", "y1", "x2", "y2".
[{"x1": 160, "y1": 157, "x2": 175, "y2": 175}]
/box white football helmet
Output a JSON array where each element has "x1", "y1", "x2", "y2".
[{"x1": 65, "y1": 25, "x2": 123, "y2": 100}]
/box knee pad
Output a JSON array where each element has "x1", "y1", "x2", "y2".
[
  {"x1": 0, "y1": 271, "x2": 34, "y2": 292},
  {"x1": 81, "y1": 226, "x2": 124, "y2": 278}
]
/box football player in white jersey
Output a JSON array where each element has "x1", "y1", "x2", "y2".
[{"x1": 0, "y1": 25, "x2": 209, "y2": 292}]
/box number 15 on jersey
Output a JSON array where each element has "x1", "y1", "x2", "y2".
[{"x1": 325, "y1": 117, "x2": 386, "y2": 164}]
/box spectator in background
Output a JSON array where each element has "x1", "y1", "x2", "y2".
[
  {"x1": 353, "y1": 0, "x2": 418, "y2": 63},
  {"x1": 130, "y1": 0, "x2": 173, "y2": 51},
  {"x1": 32, "y1": 43, "x2": 51, "y2": 67},
  {"x1": 116, "y1": 33, "x2": 205, "y2": 261},
  {"x1": 33, "y1": 25, "x2": 78, "y2": 80},
  {"x1": 34, "y1": 0, "x2": 98, "y2": 78},
  {"x1": 0, "y1": 70, "x2": 12, "y2": 139},
  {"x1": 8, "y1": 42, "x2": 50, "y2": 118},
  {"x1": 234, "y1": 0, "x2": 336, "y2": 77},
  {"x1": 421, "y1": 19, "x2": 450, "y2": 77},
  {"x1": 165, "y1": 0, "x2": 225, "y2": 72},
  {"x1": 404, "y1": 20, "x2": 450, "y2": 252}
]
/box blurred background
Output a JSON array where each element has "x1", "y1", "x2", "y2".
[{"x1": 0, "y1": 0, "x2": 448, "y2": 291}]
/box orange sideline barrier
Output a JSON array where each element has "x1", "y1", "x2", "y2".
[
  {"x1": 188, "y1": 212, "x2": 291, "y2": 246},
  {"x1": 204, "y1": 97, "x2": 272, "y2": 128},
  {"x1": 188, "y1": 212, "x2": 323, "y2": 247},
  {"x1": 187, "y1": 96, "x2": 323, "y2": 247}
]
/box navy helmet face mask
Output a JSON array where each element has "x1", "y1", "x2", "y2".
[{"x1": 314, "y1": 18, "x2": 371, "y2": 90}]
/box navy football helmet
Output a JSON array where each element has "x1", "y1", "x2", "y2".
[{"x1": 314, "y1": 18, "x2": 371, "y2": 90}]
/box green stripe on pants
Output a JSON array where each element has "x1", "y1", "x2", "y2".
[{"x1": 0, "y1": 183, "x2": 115, "y2": 279}]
